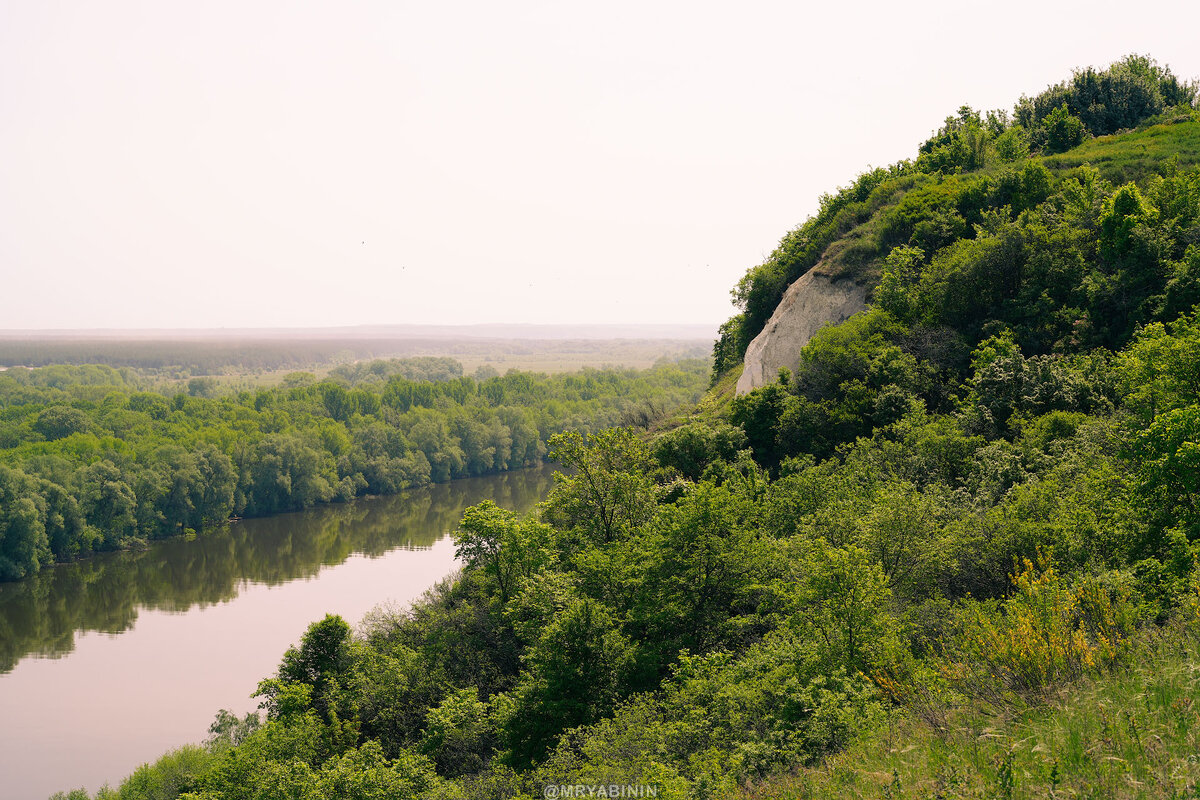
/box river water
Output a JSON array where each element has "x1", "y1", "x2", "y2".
[{"x1": 0, "y1": 464, "x2": 557, "y2": 800}]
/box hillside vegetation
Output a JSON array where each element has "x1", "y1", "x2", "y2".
[
  {"x1": 713, "y1": 54, "x2": 1200, "y2": 374},
  {"x1": 53, "y1": 56, "x2": 1200, "y2": 800},
  {"x1": 744, "y1": 614, "x2": 1200, "y2": 799}
]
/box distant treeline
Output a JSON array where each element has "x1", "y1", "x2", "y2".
[
  {"x1": 0, "y1": 337, "x2": 712, "y2": 376},
  {"x1": 0, "y1": 339, "x2": 390, "y2": 373},
  {"x1": 0, "y1": 358, "x2": 708, "y2": 581}
]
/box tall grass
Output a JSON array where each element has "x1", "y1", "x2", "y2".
[
  {"x1": 1042, "y1": 119, "x2": 1200, "y2": 185},
  {"x1": 743, "y1": 615, "x2": 1200, "y2": 800}
]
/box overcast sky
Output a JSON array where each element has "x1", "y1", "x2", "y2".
[{"x1": 1, "y1": 1, "x2": 1197, "y2": 330}]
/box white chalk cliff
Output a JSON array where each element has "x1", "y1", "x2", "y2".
[{"x1": 736, "y1": 269, "x2": 869, "y2": 394}]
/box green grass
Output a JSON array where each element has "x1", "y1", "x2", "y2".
[
  {"x1": 1042, "y1": 119, "x2": 1200, "y2": 185},
  {"x1": 821, "y1": 121, "x2": 1200, "y2": 288},
  {"x1": 812, "y1": 122, "x2": 1200, "y2": 290},
  {"x1": 742, "y1": 624, "x2": 1200, "y2": 800},
  {"x1": 655, "y1": 366, "x2": 740, "y2": 434}
]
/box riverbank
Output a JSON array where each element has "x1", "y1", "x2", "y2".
[
  {"x1": 0, "y1": 358, "x2": 708, "y2": 581},
  {"x1": 0, "y1": 465, "x2": 557, "y2": 800}
]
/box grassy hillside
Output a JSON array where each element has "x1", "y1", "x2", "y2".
[
  {"x1": 1042, "y1": 115, "x2": 1200, "y2": 181},
  {"x1": 745, "y1": 616, "x2": 1200, "y2": 799},
  {"x1": 713, "y1": 55, "x2": 1200, "y2": 378},
  {"x1": 807, "y1": 117, "x2": 1200, "y2": 289}
]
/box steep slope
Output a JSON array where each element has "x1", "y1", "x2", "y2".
[
  {"x1": 716, "y1": 56, "x2": 1200, "y2": 397},
  {"x1": 736, "y1": 269, "x2": 869, "y2": 393},
  {"x1": 729, "y1": 114, "x2": 1200, "y2": 395}
]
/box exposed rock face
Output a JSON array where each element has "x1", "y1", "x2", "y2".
[{"x1": 736, "y1": 270, "x2": 869, "y2": 394}]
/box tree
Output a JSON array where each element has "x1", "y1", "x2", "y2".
[
  {"x1": 38, "y1": 478, "x2": 87, "y2": 561},
  {"x1": 875, "y1": 245, "x2": 925, "y2": 321},
  {"x1": 419, "y1": 688, "x2": 497, "y2": 777},
  {"x1": 635, "y1": 483, "x2": 769, "y2": 665},
  {"x1": 321, "y1": 382, "x2": 354, "y2": 422},
  {"x1": 0, "y1": 466, "x2": 51, "y2": 580},
  {"x1": 993, "y1": 124, "x2": 1029, "y2": 162},
  {"x1": 544, "y1": 429, "x2": 659, "y2": 544},
  {"x1": 454, "y1": 500, "x2": 555, "y2": 603},
  {"x1": 651, "y1": 422, "x2": 747, "y2": 481},
  {"x1": 261, "y1": 614, "x2": 353, "y2": 725},
  {"x1": 504, "y1": 598, "x2": 633, "y2": 766},
  {"x1": 1118, "y1": 310, "x2": 1200, "y2": 419},
  {"x1": 188, "y1": 376, "x2": 219, "y2": 398},
  {"x1": 33, "y1": 405, "x2": 89, "y2": 440},
  {"x1": 850, "y1": 483, "x2": 955, "y2": 600},
  {"x1": 794, "y1": 543, "x2": 894, "y2": 675},
  {"x1": 1042, "y1": 104, "x2": 1085, "y2": 154},
  {"x1": 729, "y1": 380, "x2": 798, "y2": 470},
  {"x1": 1099, "y1": 183, "x2": 1155, "y2": 262},
  {"x1": 243, "y1": 435, "x2": 335, "y2": 515},
  {"x1": 81, "y1": 460, "x2": 139, "y2": 549}
]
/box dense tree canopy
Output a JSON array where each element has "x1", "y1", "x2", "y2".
[{"x1": 0, "y1": 359, "x2": 707, "y2": 580}]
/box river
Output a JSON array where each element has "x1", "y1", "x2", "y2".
[{"x1": 0, "y1": 464, "x2": 557, "y2": 800}]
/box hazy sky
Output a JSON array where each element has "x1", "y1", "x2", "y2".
[{"x1": 2, "y1": 1, "x2": 1197, "y2": 330}]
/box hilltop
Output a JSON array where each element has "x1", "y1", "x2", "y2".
[{"x1": 716, "y1": 54, "x2": 1200, "y2": 395}]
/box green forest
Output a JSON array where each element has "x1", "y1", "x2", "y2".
[
  {"x1": 47, "y1": 56, "x2": 1200, "y2": 799},
  {"x1": 0, "y1": 357, "x2": 707, "y2": 581}
]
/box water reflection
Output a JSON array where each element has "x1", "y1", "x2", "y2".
[{"x1": 0, "y1": 464, "x2": 556, "y2": 674}]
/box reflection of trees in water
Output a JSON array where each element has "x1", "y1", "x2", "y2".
[{"x1": 0, "y1": 465, "x2": 556, "y2": 673}]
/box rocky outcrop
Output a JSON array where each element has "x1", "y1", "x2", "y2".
[{"x1": 736, "y1": 269, "x2": 869, "y2": 394}]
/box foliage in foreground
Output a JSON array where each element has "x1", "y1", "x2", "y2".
[
  {"x1": 744, "y1": 612, "x2": 1200, "y2": 800},
  {"x1": 60, "y1": 298, "x2": 1200, "y2": 798}
]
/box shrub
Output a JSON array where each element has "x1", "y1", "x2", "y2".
[{"x1": 947, "y1": 554, "x2": 1141, "y2": 698}]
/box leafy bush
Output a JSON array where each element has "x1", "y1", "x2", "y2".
[{"x1": 947, "y1": 555, "x2": 1142, "y2": 698}]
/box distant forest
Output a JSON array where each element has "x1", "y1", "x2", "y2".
[
  {"x1": 0, "y1": 357, "x2": 709, "y2": 581},
  {"x1": 0, "y1": 336, "x2": 711, "y2": 376}
]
